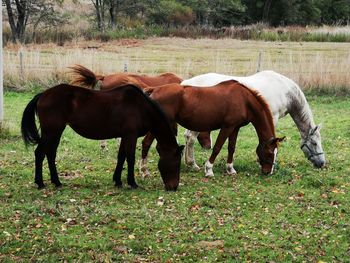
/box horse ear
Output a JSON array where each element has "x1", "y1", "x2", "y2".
[
  {"x1": 272, "y1": 136, "x2": 285, "y2": 144},
  {"x1": 277, "y1": 136, "x2": 286, "y2": 142}
]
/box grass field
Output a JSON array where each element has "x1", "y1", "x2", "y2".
[{"x1": 1, "y1": 90, "x2": 350, "y2": 261}]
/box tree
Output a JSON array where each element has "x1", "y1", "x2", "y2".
[
  {"x1": 209, "y1": 0, "x2": 246, "y2": 26},
  {"x1": 91, "y1": 0, "x2": 107, "y2": 32},
  {"x1": 148, "y1": 0, "x2": 194, "y2": 26},
  {"x1": 178, "y1": 0, "x2": 246, "y2": 26},
  {"x1": 317, "y1": 0, "x2": 350, "y2": 24},
  {"x1": 4, "y1": 0, "x2": 67, "y2": 43}
]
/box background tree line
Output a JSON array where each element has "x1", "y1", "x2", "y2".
[
  {"x1": 90, "y1": 0, "x2": 350, "y2": 29},
  {"x1": 3, "y1": 0, "x2": 350, "y2": 42}
]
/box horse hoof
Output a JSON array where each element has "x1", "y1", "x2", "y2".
[
  {"x1": 115, "y1": 182, "x2": 123, "y2": 188},
  {"x1": 205, "y1": 172, "x2": 214, "y2": 177},
  {"x1": 140, "y1": 171, "x2": 151, "y2": 178},
  {"x1": 129, "y1": 183, "x2": 138, "y2": 189},
  {"x1": 226, "y1": 169, "x2": 237, "y2": 176},
  {"x1": 54, "y1": 182, "x2": 63, "y2": 188},
  {"x1": 186, "y1": 162, "x2": 201, "y2": 171},
  {"x1": 37, "y1": 184, "x2": 46, "y2": 190},
  {"x1": 192, "y1": 164, "x2": 201, "y2": 171}
]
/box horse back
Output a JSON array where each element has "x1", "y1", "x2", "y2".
[{"x1": 36, "y1": 84, "x2": 154, "y2": 139}]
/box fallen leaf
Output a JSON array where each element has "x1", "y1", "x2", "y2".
[
  {"x1": 198, "y1": 240, "x2": 224, "y2": 249},
  {"x1": 3, "y1": 231, "x2": 11, "y2": 237}
]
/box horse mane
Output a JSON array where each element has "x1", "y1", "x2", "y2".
[
  {"x1": 226, "y1": 80, "x2": 275, "y2": 134},
  {"x1": 291, "y1": 80, "x2": 316, "y2": 128},
  {"x1": 69, "y1": 64, "x2": 104, "y2": 88},
  {"x1": 115, "y1": 84, "x2": 174, "y2": 132}
]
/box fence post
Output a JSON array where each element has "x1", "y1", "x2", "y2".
[
  {"x1": 257, "y1": 51, "x2": 262, "y2": 72},
  {"x1": 19, "y1": 50, "x2": 24, "y2": 79}
]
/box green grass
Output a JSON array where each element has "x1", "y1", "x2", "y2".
[{"x1": 1, "y1": 91, "x2": 350, "y2": 261}]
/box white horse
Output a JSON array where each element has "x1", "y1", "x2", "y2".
[{"x1": 181, "y1": 70, "x2": 325, "y2": 176}]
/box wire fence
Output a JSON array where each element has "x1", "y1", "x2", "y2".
[{"x1": 3, "y1": 39, "x2": 350, "y2": 91}]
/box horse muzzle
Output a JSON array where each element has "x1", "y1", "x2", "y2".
[
  {"x1": 261, "y1": 164, "x2": 273, "y2": 175},
  {"x1": 313, "y1": 160, "x2": 326, "y2": 169}
]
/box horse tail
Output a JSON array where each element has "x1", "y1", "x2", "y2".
[
  {"x1": 69, "y1": 64, "x2": 104, "y2": 89},
  {"x1": 21, "y1": 93, "x2": 43, "y2": 147}
]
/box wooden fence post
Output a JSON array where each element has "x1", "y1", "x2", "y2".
[
  {"x1": 19, "y1": 50, "x2": 24, "y2": 79},
  {"x1": 257, "y1": 51, "x2": 262, "y2": 72}
]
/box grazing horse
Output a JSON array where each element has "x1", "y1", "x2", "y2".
[
  {"x1": 140, "y1": 81, "x2": 284, "y2": 177},
  {"x1": 21, "y1": 84, "x2": 183, "y2": 191},
  {"x1": 181, "y1": 71, "x2": 325, "y2": 170},
  {"x1": 68, "y1": 64, "x2": 195, "y2": 151}
]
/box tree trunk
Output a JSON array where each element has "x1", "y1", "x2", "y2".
[
  {"x1": 15, "y1": 0, "x2": 27, "y2": 42},
  {"x1": 93, "y1": 0, "x2": 106, "y2": 32},
  {"x1": 109, "y1": 0, "x2": 117, "y2": 29},
  {"x1": 4, "y1": 0, "x2": 18, "y2": 42},
  {"x1": 4, "y1": 0, "x2": 28, "y2": 43},
  {"x1": 262, "y1": 0, "x2": 273, "y2": 22}
]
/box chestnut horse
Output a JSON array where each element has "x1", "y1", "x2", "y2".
[
  {"x1": 141, "y1": 80, "x2": 285, "y2": 177},
  {"x1": 69, "y1": 64, "x2": 211, "y2": 150},
  {"x1": 21, "y1": 84, "x2": 183, "y2": 191},
  {"x1": 181, "y1": 71, "x2": 325, "y2": 169}
]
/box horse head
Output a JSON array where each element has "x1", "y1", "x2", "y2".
[
  {"x1": 300, "y1": 124, "x2": 325, "y2": 168},
  {"x1": 256, "y1": 137, "x2": 285, "y2": 174},
  {"x1": 156, "y1": 145, "x2": 184, "y2": 191}
]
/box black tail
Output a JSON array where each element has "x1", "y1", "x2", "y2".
[{"x1": 21, "y1": 93, "x2": 43, "y2": 147}]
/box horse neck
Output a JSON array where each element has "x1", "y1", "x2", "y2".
[
  {"x1": 150, "y1": 111, "x2": 178, "y2": 153},
  {"x1": 249, "y1": 97, "x2": 276, "y2": 143},
  {"x1": 288, "y1": 86, "x2": 315, "y2": 140}
]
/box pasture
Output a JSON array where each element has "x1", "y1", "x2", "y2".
[{"x1": 1, "y1": 38, "x2": 350, "y2": 261}]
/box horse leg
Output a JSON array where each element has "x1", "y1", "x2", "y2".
[
  {"x1": 113, "y1": 139, "x2": 126, "y2": 188},
  {"x1": 139, "y1": 132, "x2": 155, "y2": 178},
  {"x1": 124, "y1": 135, "x2": 138, "y2": 189},
  {"x1": 34, "y1": 142, "x2": 46, "y2": 189},
  {"x1": 197, "y1": 131, "x2": 212, "y2": 149},
  {"x1": 205, "y1": 128, "x2": 232, "y2": 177},
  {"x1": 184, "y1": 130, "x2": 200, "y2": 171},
  {"x1": 46, "y1": 135, "x2": 63, "y2": 187},
  {"x1": 226, "y1": 128, "x2": 239, "y2": 176}
]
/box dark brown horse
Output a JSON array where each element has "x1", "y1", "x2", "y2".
[
  {"x1": 69, "y1": 65, "x2": 211, "y2": 150},
  {"x1": 21, "y1": 84, "x2": 183, "y2": 191},
  {"x1": 141, "y1": 80, "x2": 284, "y2": 177}
]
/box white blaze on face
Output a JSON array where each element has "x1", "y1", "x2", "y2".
[{"x1": 270, "y1": 148, "x2": 278, "y2": 175}]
